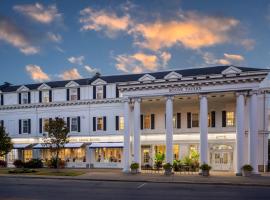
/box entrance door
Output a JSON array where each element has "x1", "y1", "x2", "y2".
[
  {"x1": 210, "y1": 145, "x2": 233, "y2": 171},
  {"x1": 141, "y1": 146, "x2": 151, "y2": 168}
]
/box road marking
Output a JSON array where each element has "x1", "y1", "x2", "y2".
[{"x1": 137, "y1": 183, "x2": 147, "y2": 189}]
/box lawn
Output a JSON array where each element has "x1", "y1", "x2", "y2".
[{"x1": 0, "y1": 168, "x2": 86, "y2": 176}]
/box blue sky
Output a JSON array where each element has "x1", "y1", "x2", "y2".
[{"x1": 0, "y1": 0, "x2": 270, "y2": 84}]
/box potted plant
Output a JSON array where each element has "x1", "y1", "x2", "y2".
[
  {"x1": 163, "y1": 162, "x2": 173, "y2": 175},
  {"x1": 199, "y1": 163, "x2": 212, "y2": 176},
  {"x1": 130, "y1": 162, "x2": 139, "y2": 174},
  {"x1": 241, "y1": 164, "x2": 253, "y2": 177},
  {"x1": 154, "y1": 153, "x2": 165, "y2": 170}
]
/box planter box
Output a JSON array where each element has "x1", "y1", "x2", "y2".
[
  {"x1": 131, "y1": 169, "x2": 139, "y2": 174},
  {"x1": 164, "y1": 169, "x2": 173, "y2": 175},
  {"x1": 242, "y1": 170, "x2": 252, "y2": 177},
  {"x1": 201, "y1": 170, "x2": 210, "y2": 176}
]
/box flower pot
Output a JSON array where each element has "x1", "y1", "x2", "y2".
[
  {"x1": 201, "y1": 169, "x2": 210, "y2": 176},
  {"x1": 164, "y1": 168, "x2": 173, "y2": 175},
  {"x1": 131, "y1": 168, "x2": 139, "y2": 174},
  {"x1": 242, "y1": 170, "x2": 252, "y2": 177}
]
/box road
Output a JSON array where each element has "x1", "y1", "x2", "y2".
[{"x1": 0, "y1": 177, "x2": 269, "y2": 200}]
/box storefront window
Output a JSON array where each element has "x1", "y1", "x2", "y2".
[
  {"x1": 24, "y1": 150, "x2": 32, "y2": 162},
  {"x1": 40, "y1": 148, "x2": 86, "y2": 162},
  {"x1": 94, "y1": 148, "x2": 122, "y2": 163},
  {"x1": 226, "y1": 112, "x2": 235, "y2": 126},
  {"x1": 154, "y1": 145, "x2": 179, "y2": 160}
]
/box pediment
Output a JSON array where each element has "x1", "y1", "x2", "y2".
[
  {"x1": 164, "y1": 71, "x2": 182, "y2": 80},
  {"x1": 221, "y1": 66, "x2": 242, "y2": 75},
  {"x1": 38, "y1": 83, "x2": 51, "y2": 90},
  {"x1": 91, "y1": 78, "x2": 107, "y2": 85},
  {"x1": 65, "y1": 81, "x2": 79, "y2": 88},
  {"x1": 17, "y1": 85, "x2": 29, "y2": 92},
  {"x1": 138, "y1": 74, "x2": 156, "y2": 82}
]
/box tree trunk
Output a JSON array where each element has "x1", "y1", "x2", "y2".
[{"x1": 56, "y1": 149, "x2": 59, "y2": 170}]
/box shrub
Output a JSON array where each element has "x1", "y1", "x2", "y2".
[
  {"x1": 47, "y1": 157, "x2": 66, "y2": 168},
  {"x1": 0, "y1": 160, "x2": 7, "y2": 168},
  {"x1": 8, "y1": 168, "x2": 37, "y2": 174},
  {"x1": 154, "y1": 153, "x2": 165, "y2": 170},
  {"x1": 173, "y1": 160, "x2": 182, "y2": 171},
  {"x1": 130, "y1": 162, "x2": 139, "y2": 170},
  {"x1": 13, "y1": 160, "x2": 24, "y2": 168},
  {"x1": 199, "y1": 163, "x2": 212, "y2": 171},
  {"x1": 242, "y1": 164, "x2": 253, "y2": 172},
  {"x1": 24, "y1": 159, "x2": 43, "y2": 168},
  {"x1": 163, "y1": 162, "x2": 173, "y2": 170}
]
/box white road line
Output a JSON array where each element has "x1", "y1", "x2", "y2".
[{"x1": 137, "y1": 183, "x2": 147, "y2": 189}]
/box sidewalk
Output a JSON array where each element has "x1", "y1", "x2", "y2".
[{"x1": 1, "y1": 169, "x2": 270, "y2": 187}]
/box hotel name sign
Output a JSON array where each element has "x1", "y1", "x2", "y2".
[{"x1": 169, "y1": 86, "x2": 202, "y2": 94}]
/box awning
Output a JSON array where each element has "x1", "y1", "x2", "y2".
[
  {"x1": 13, "y1": 144, "x2": 32, "y2": 149},
  {"x1": 33, "y1": 143, "x2": 84, "y2": 149},
  {"x1": 89, "y1": 142, "x2": 123, "y2": 148}
]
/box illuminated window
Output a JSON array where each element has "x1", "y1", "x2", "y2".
[
  {"x1": 173, "y1": 115, "x2": 177, "y2": 128},
  {"x1": 43, "y1": 118, "x2": 49, "y2": 132},
  {"x1": 96, "y1": 85, "x2": 103, "y2": 99},
  {"x1": 119, "y1": 116, "x2": 124, "y2": 130},
  {"x1": 70, "y1": 88, "x2": 78, "y2": 101},
  {"x1": 42, "y1": 91, "x2": 50, "y2": 103},
  {"x1": 23, "y1": 150, "x2": 32, "y2": 162},
  {"x1": 22, "y1": 93, "x2": 28, "y2": 104},
  {"x1": 97, "y1": 117, "x2": 103, "y2": 130},
  {"x1": 71, "y1": 117, "x2": 78, "y2": 132},
  {"x1": 143, "y1": 115, "x2": 151, "y2": 129},
  {"x1": 226, "y1": 112, "x2": 235, "y2": 126},
  {"x1": 192, "y1": 113, "x2": 199, "y2": 127}
]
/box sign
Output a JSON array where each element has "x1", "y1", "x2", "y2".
[{"x1": 169, "y1": 86, "x2": 202, "y2": 93}]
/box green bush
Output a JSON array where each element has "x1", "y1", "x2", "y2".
[
  {"x1": 13, "y1": 160, "x2": 24, "y2": 168},
  {"x1": 163, "y1": 162, "x2": 173, "y2": 170},
  {"x1": 241, "y1": 164, "x2": 253, "y2": 172},
  {"x1": 154, "y1": 153, "x2": 165, "y2": 170},
  {"x1": 24, "y1": 159, "x2": 43, "y2": 168},
  {"x1": 0, "y1": 160, "x2": 7, "y2": 168},
  {"x1": 8, "y1": 168, "x2": 37, "y2": 174},
  {"x1": 46, "y1": 157, "x2": 66, "y2": 168},
  {"x1": 199, "y1": 163, "x2": 212, "y2": 171},
  {"x1": 130, "y1": 162, "x2": 139, "y2": 170},
  {"x1": 173, "y1": 160, "x2": 182, "y2": 171}
]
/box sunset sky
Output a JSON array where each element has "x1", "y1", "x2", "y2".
[{"x1": 1, "y1": 0, "x2": 270, "y2": 84}]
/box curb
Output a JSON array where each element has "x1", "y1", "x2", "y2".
[{"x1": 1, "y1": 175, "x2": 270, "y2": 187}]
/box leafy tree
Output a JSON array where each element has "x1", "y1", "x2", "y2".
[
  {"x1": 0, "y1": 125, "x2": 13, "y2": 159},
  {"x1": 43, "y1": 118, "x2": 69, "y2": 168}
]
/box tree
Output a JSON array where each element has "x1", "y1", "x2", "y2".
[
  {"x1": 0, "y1": 125, "x2": 13, "y2": 159},
  {"x1": 43, "y1": 118, "x2": 69, "y2": 168}
]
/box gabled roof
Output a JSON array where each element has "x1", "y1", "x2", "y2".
[{"x1": 0, "y1": 66, "x2": 268, "y2": 92}]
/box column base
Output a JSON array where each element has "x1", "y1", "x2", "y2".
[{"x1": 235, "y1": 172, "x2": 242, "y2": 176}]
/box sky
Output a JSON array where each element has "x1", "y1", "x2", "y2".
[{"x1": 1, "y1": 0, "x2": 270, "y2": 85}]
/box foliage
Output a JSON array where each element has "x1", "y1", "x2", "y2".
[
  {"x1": 242, "y1": 164, "x2": 253, "y2": 172},
  {"x1": 0, "y1": 160, "x2": 7, "y2": 168},
  {"x1": 0, "y1": 126, "x2": 13, "y2": 157},
  {"x1": 199, "y1": 163, "x2": 212, "y2": 171},
  {"x1": 130, "y1": 162, "x2": 139, "y2": 170},
  {"x1": 13, "y1": 160, "x2": 24, "y2": 168},
  {"x1": 8, "y1": 168, "x2": 37, "y2": 174},
  {"x1": 154, "y1": 153, "x2": 165, "y2": 170},
  {"x1": 24, "y1": 159, "x2": 43, "y2": 168},
  {"x1": 46, "y1": 157, "x2": 66, "y2": 168},
  {"x1": 43, "y1": 118, "x2": 69, "y2": 168},
  {"x1": 163, "y1": 162, "x2": 173, "y2": 170},
  {"x1": 173, "y1": 160, "x2": 182, "y2": 171}
]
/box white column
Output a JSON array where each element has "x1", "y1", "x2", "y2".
[
  {"x1": 199, "y1": 95, "x2": 208, "y2": 164},
  {"x1": 165, "y1": 96, "x2": 174, "y2": 164},
  {"x1": 133, "y1": 98, "x2": 141, "y2": 169},
  {"x1": 123, "y1": 99, "x2": 131, "y2": 172},
  {"x1": 248, "y1": 91, "x2": 258, "y2": 173},
  {"x1": 236, "y1": 93, "x2": 245, "y2": 175}
]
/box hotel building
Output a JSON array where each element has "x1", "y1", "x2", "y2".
[{"x1": 0, "y1": 65, "x2": 269, "y2": 174}]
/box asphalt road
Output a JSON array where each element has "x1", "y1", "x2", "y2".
[{"x1": 0, "y1": 177, "x2": 270, "y2": 200}]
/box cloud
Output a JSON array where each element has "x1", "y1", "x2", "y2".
[
  {"x1": 13, "y1": 3, "x2": 61, "y2": 24},
  {"x1": 84, "y1": 65, "x2": 99, "y2": 74},
  {"x1": 130, "y1": 12, "x2": 239, "y2": 50},
  {"x1": 0, "y1": 17, "x2": 39, "y2": 55},
  {"x1": 67, "y1": 56, "x2": 85, "y2": 65},
  {"x1": 240, "y1": 39, "x2": 255, "y2": 50},
  {"x1": 59, "y1": 68, "x2": 82, "y2": 80},
  {"x1": 115, "y1": 51, "x2": 171, "y2": 73},
  {"x1": 202, "y1": 52, "x2": 244, "y2": 65},
  {"x1": 25, "y1": 65, "x2": 50, "y2": 82},
  {"x1": 79, "y1": 7, "x2": 131, "y2": 37},
  {"x1": 47, "y1": 32, "x2": 62, "y2": 43},
  {"x1": 224, "y1": 53, "x2": 244, "y2": 61}
]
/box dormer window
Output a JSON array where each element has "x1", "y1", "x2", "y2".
[
  {"x1": 70, "y1": 88, "x2": 78, "y2": 101},
  {"x1": 43, "y1": 91, "x2": 50, "y2": 103},
  {"x1": 96, "y1": 85, "x2": 103, "y2": 99},
  {"x1": 21, "y1": 92, "x2": 29, "y2": 104}
]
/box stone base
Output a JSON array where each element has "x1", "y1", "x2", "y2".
[{"x1": 235, "y1": 172, "x2": 242, "y2": 176}]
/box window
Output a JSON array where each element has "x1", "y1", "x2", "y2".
[
  {"x1": 71, "y1": 117, "x2": 78, "y2": 132},
  {"x1": 70, "y1": 88, "x2": 78, "y2": 101},
  {"x1": 42, "y1": 91, "x2": 50, "y2": 103},
  {"x1": 43, "y1": 119, "x2": 49, "y2": 132},
  {"x1": 22, "y1": 120, "x2": 29, "y2": 133},
  {"x1": 173, "y1": 115, "x2": 177, "y2": 128},
  {"x1": 226, "y1": 112, "x2": 235, "y2": 126},
  {"x1": 191, "y1": 113, "x2": 199, "y2": 127},
  {"x1": 22, "y1": 93, "x2": 28, "y2": 104},
  {"x1": 97, "y1": 117, "x2": 103, "y2": 130},
  {"x1": 119, "y1": 116, "x2": 124, "y2": 130},
  {"x1": 143, "y1": 115, "x2": 151, "y2": 129},
  {"x1": 95, "y1": 148, "x2": 122, "y2": 163},
  {"x1": 96, "y1": 85, "x2": 103, "y2": 99}
]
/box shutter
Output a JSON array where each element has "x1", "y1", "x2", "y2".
[
  {"x1": 103, "y1": 85, "x2": 106, "y2": 98},
  {"x1": 177, "y1": 113, "x2": 181, "y2": 129},
  {"x1": 115, "y1": 116, "x2": 119, "y2": 131},
  {"x1": 165, "y1": 114, "x2": 166, "y2": 128},
  {"x1": 77, "y1": 116, "x2": 81, "y2": 132},
  {"x1": 116, "y1": 87, "x2": 119, "y2": 98},
  {"x1": 93, "y1": 86, "x2": 96, "y2": 99},
  {"x1": 28, "y1": 119, "x2": 31, "y2": 134},
  {"x1": 187, "y1": 112, "x2": 191, "y2": 128},
  {"x1": 67, "y1": 117, "x2": 70, "y2": 132},
  {"x1": 140, "y1": 115, "x2": 144, "y2": 130},
  {"x1": 39, "y1": 91, "x2": 42, "y2": 103},
  {"x1": 77, "y1": 88, "x2": 80, "y2": 100},
  {"x1": 222, "y1": 111, "x2": 226, "y2": 127},
  {"x1": 49, "y1": 90, "x2": 52, "y2": 102},
  {"x1": 151, "y1": 114, "x2": 155, "y2": 129},
  {"x1": 1, "y1": 94, "x2": 3, "y2": 105},
  {"x1": 18, "y1": 93, "x2": 21, "y2": 104},
  {"x1": 39, "y1": 118, "x2": 43, "y2": 133},
  {"x1": 93, "y1": 117, "x2": 96, "y2": 131},
  {"x1": 19, "y1": 120, "x2": 22, "y2": 134},
  {"x1": 211, "y1": 111, "x2": 216, "y2": 128},
  {"x1": 66, "y1": 89, "x2": 70, "y2": 101},
  {"x1": 103, "y1": 116, "x2": 107, "y2": 131},
  {"x1": 28, "y1": 92, "x2": 31, "y2": 104}
]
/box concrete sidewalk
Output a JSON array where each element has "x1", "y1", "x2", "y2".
[{"x1": 1, "y1": 169, "x2": 270, "y2": 187}]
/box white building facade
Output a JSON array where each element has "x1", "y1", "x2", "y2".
[{"x1": 0, "y1": 66, "x2": 269, "y2": 174}]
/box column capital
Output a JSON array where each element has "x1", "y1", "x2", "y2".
[
  {"x1": 199, "y1": 93, "x2": 208, "y2": 99},
  {"x1": 132, "y1": 97, "x2": 141, "y2": 103},
  {"x1": 249, "y1": 90, "x2": 259, "y2": 96},
  {"x1": 165, "y1": 95, "x2": 174, "y2": 101},
  {"x1": 235, "y1": 91, "x2": 248, "y2": 97}
]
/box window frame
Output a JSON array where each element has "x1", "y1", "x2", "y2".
[
  {"x1": 42, "y1": 90, "x2": 50, "y2": 103},
  {"x1": 70, "y1": 117, "x2": 79, "y2": 132},
  {"x1": 96, "y1": 85, "x2": 104, "y2": 100},
  {"x1": 22, "y1": 119, "x2": 29, "y2": 134},
  {"x1": 191, "y1": 113, "x2": 199, "y2": 128},
  {"x1": 69, "y1": 88, "x2": 78, "y2": 101},
  {"x1": 143, "y1": 114, "x2": 151, "y2": 129},
  {"x1": 119, "y1": 116, "x2": 124, "y2": 130},
  {"x1": 97, "y1": 117, "x2": 104, "y2": 131},
  {"x1": 21, "y1": 92, "x2": 29, "y2": 104},
  {"x1": 226, "y1": 111, "x2": 235, "y2": 127}
]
